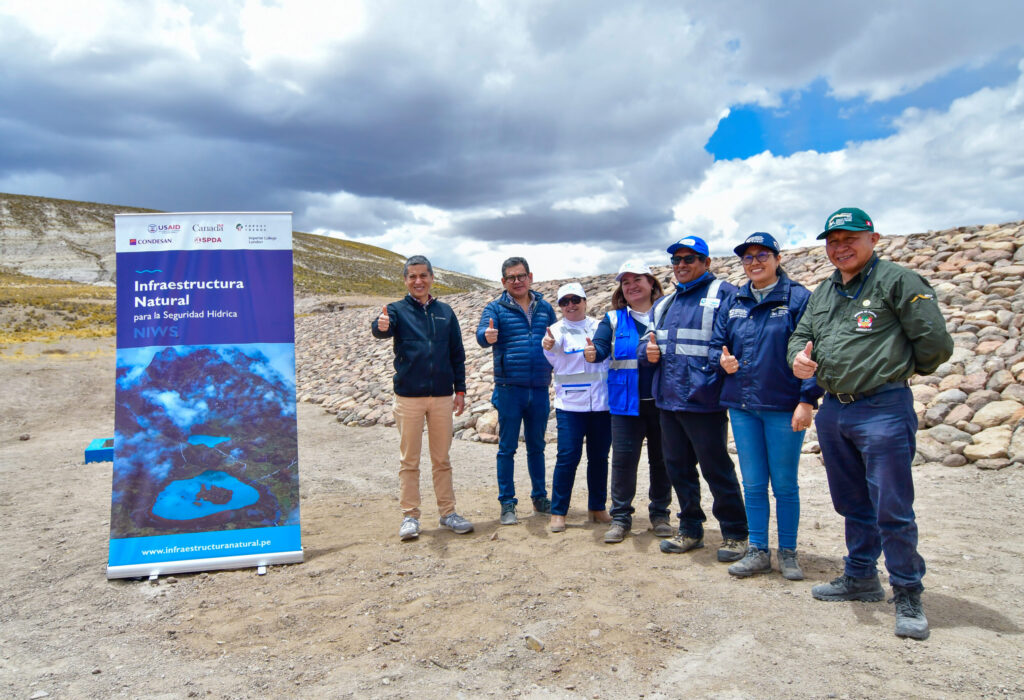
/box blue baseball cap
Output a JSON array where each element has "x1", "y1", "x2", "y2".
[
  {"x1": 667, "y1": 235, "x2": 710, "y2": 257},
  {"x1": 733, "y1": 232, "x2": 781, "y2": 257}
]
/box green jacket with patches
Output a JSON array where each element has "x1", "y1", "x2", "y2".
[{"x1": 786, "y1": 254, "x2": 953, "y2": 396}]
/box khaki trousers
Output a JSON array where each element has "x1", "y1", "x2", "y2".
[{"x1": 393, "y1": 395, "x2": 456, "y2": 519}]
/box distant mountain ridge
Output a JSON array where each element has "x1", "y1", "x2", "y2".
[{"x1": 0, "y1": 192, "x2": 494, "y2": 296}]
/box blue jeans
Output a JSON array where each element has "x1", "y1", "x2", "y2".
[
  {"x1": 609, "y1": 401, "x2": 671, "y2": 527},
  {"x1": 728, "y1": 408, "x2": 804, "y2": 551},
  {"x1": 551, "y1": 409, "x2": 611, "y2": 515},
  {"x1": 660, "y1": 410, "x2": 748, "y2": 541},
  {"x1": 815, "y1": 388, "x2": 925, "y2": 590},
  {"x1": 493, "y1": 384, "x2": 550, "y2": 505}
]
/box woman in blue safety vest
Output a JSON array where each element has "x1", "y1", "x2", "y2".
[
  {"x1": 708, "y1": 232, "x2": 823, "y2": 580},
  {"x1": 543, "y1": 282, "x2": 612, "y2": 532},
  {"x1": 589, "y1": 260, "x2": 673, "y2": 544}
]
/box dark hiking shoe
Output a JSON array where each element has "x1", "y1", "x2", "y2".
[
  {"x1": 532, "y1": 496, "x2": 552, "y2": 514},
  {"x1": 650, "y1": 518, "x2": 674, "y2": 538},
  {"x1": 717, "y1": 538, "x2": 748, "y2": 562},
  {"x1": 890, "y1": 587, "x2": 930, "y2": 640},
  {"x1": 500, "y1": 502, "x2": 518, "y2": 525},
  {"x1": 604, "y1": 522, "x2": 628, "y2": 543},
  {"x1": 811, "y1": 574, "x2": 885, "y2": 602},
  {"x1": 659, "y1": 533, "x2": 704, "y2": 554},
  {"x1": 777, "y1": 548, "x2": 805, "y2": 581},
  {"x1": 727, "y1": 546, "x2": 771, "y2": 577}
]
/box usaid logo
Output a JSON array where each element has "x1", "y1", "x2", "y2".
[{"x1": 147, "y1": 223, "x2": 182, "y2": 234}]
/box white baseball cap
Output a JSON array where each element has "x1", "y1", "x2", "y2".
[
  {"x1": 556, "y1": 282, "x2": 586, "y2": 302},
  {"x1": 615, "y1": 259, "x2": 653, "y2": 282}
]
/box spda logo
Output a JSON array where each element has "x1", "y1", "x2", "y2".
[{"x1": 147, "y1": 223, "x2": 182, "y2": 234}]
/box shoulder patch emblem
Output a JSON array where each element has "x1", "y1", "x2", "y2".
[{"x1": 909, "y1": 293, "x2": 935, "y2": 303}]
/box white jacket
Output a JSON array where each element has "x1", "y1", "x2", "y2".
[{"x1": 542, "y1": 317, "x2": 610, "y2": 412}]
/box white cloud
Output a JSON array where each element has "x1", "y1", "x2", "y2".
[{"x1": 671, "y1": 62, "x2": 1024, "y2": 254}]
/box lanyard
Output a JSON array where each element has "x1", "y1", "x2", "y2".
[{"x1": 833, "y1": 257, "x2": 878, "y2": 300}]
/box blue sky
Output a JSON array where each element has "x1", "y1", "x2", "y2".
[{"x1": 2, "y1": 1, "x2": 1023, "y2": 280}]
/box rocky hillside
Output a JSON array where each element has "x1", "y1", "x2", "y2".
[
  {"x1": 0, "y1": 192, "x2": 493, "y2": 296},
  {"x1": 296, "y1": 220, "x2": 1024, "y2": 470}
]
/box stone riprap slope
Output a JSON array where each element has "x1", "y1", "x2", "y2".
[
  {"x1": 0, "y1": 192, "x2": 493, "y2": 296},
  {"x1": 296, "y1": 221, "x2": 1024, "y2": 469}
]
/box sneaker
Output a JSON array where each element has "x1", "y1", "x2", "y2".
[
  {"x1": 604, "y1": 522, "x2": 628, "y2": 544},
  {"x1": 727, "y1": 546, "x2": 771, "y2": 577},
  {"x1": 890, "y1": 587, "x2": 929, "y2": 640},
  {"x1": 650, "y1": 517, "x2": 674, "y2": 538},
  {"x1": 811, "y1": 574, "x2": 885, "y2": 602},
  {"x1": 717, "y1": 538, "x2": 748, "y2": 563},
  {"x1": 659, "y1": 533, "x2": 704, "y2": 554},
  {"x1": 532, "y1": 496, "x2": 551, "y2": 514},
  {"x1": 500, "y1": 502, "x2": 518, "y2": 525},
  {"x1": 777, "y1": 548, "x2": 804, "y2": 581},
  {"x1": 439, "y1": 512, "x2": 474, "y2": 534},
  {"x1": 398, "y1": 516, "x2": 420, "y2": 541}
]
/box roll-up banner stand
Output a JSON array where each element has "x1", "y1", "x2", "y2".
[{"x1": 108, "y1": 213, "x2": 303, "y2": 578}]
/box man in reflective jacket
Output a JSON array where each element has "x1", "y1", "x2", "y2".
[{"x1": 640, "y1": 235, "x2": 748, "y2": 563}]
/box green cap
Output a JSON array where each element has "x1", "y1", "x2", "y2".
[{"x1": 818, "y1": 207, "x2": 874, "y2": 239}]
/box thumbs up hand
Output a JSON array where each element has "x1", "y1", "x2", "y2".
[
  {"x1": 793, "y1": 341, "x2": 818, "y2": 379},
  {"x1": 719, "y1": 345, "x2": 739, "y2": 374},
  {"x1": 646, "y1": 332, "x2": 661, "y2": 364},
  {"x1": 542, "y1": 326, "x2": 556, "y2": 351},
  {"x1": 377, "y1": 305, "x2": 390, "y2": 333},
  {"x1": 484, "y1": 317, "x2": 499, "y2": 344},
  {"x1": 583, "y1": 337, "x2": 596, "y2": 362}
]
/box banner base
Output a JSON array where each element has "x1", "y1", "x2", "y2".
[{"x1": 106, "y1": 550, "x2": 303, "y2": 580}]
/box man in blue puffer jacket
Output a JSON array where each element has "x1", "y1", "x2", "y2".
[
  {"x1": 476, "y1": 257, "x2": 558, "y2": 525},
  {"x1": 639, "y1": 235, "x2": 749, "y2": 563}
]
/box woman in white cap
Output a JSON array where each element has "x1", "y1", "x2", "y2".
[
  {"x1": 542, "y1": 282, "x2": 612, "y2": 532},
  {"x1": 587, "y1": 260, "x2": 672, "y2": 543},
  {"x1": 709, "y1": 232, "x2": 822, "y2": 580}
]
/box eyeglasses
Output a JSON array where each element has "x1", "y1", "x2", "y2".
[
  {"x1": 558, "y1": 295, "x2": 584, "y2": 307},
  {"x1": 670, "y1": 254, "x2": 704, "y2": 265},
  {"x1": 740, "y1": 251, "x2": 773, "y2": 266},
  {"x1": 503, "y1": 273, "x2": 530, "y2": 283}
]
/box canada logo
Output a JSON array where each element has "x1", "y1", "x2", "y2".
[{"x1": 854, "y1": 310, "x2": 876, "y2": 332}]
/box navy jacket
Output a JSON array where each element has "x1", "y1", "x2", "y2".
[
  {"x1": 709, "y1": 273, "x2": 823, "y2": 411},
  {"x1": 371, "y1": 294, "x2": 466, "y2": 397},
  {"x1": 476, "y1": 290, "x2": 557, "y2": 387},
  {"x1": 639, "y1": 273, "x2": 737, "y2": 413}
]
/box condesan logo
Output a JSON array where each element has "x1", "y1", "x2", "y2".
[{"x1": 132, "y1": 238, "x2": 172, "y2": 245}]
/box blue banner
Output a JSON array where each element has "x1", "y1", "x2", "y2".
[{"x1": 108, "y1": 213, "x2": 302, "y2": 578}]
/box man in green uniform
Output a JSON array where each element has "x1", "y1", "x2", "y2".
[{"x1": 787, "y1": 207, "x2": 953, "y2": 640}]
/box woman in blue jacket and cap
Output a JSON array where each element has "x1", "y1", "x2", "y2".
[{"x1": 709, "y1": 232, "x2": 822, "y2": 580}]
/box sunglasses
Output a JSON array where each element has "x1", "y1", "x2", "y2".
[
  {"x1": 558, "y1": 295, "x2": 584, "y2": 307},
  {"x1": 670, "y1": 254, "x2": 704, "y2": 265},
  {"x1": 741, "y1": 251, "x2": 773, "y2": 265}
]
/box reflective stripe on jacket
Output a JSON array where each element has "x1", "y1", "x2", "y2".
[
  {"x1": 640, "y1": 274, "x2": 736, "y2": 412},
  {"x1": 543, "y1": 317, "x2": 609, "y2": 412}
]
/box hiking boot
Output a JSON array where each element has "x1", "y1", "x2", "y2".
[
  {"x1": 532, "y1": 496, "x2": 552, "y2": 514},
  {"x1": 811, "y1": 574, "x2": 885, "y2": 602},
  {"x1": 717, "y1": 538, "x2": 748, "y2": 563},
  {"x1": 727, "y1": 546, "x2": 771, "y2": 577},
  {"x1": 439, "y1": 512, "x2": 474, "y2": 534},
  {"x1": 650, "y1": 517, "x2": 674, "y2": 538},
  {"x1": 778, "y1": 548, "x2": 804, "y2": 581},
  {"x1": 659, "y1": 533, "x2": 704, "y2": 554},
  {"x1": 604, "y1": 522, "x2": 628, "y2": 543},
  {"x1": 890, "y1": 587, "x2": 929, "y2": 640},
  {"x1": 500, "y1": 502, "x2": 518, "y2": 525},
  {"x1": 399, "y1": 516, "x2": 420, "y2": 541}
]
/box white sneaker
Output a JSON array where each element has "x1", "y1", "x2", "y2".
[
  {"x1": 439, "y1": 512, "x2": 474, "y2": 534},
  {"x1": 399, "y1": 516, "x2": 420, "y2": 541}
]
